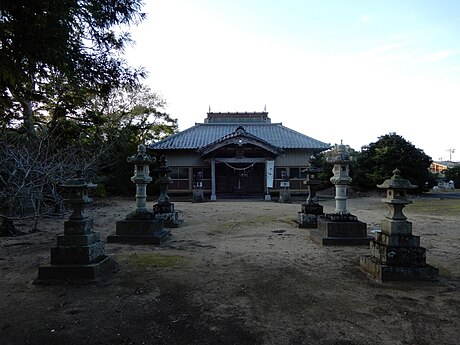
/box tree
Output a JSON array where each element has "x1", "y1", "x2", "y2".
[
  {"x1": 0, "y1": 0, "x2": 146, "y2": 137},
  {"x1": 353, "y1": 133, "x2": 433, "y2": 192},
  {"x1": 0, "y1": 84, "x2": 179, "y2": 230},
  {"x1": 87, "y1": 84, "x2": 179, "y2": 195},
  {"x1": 443, "y1": 165, "x2": 460, "y2": 188}
]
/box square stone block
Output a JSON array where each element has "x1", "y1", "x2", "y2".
[
  {"x1": 37, "y1": 255, "x2": 117, "y2": 283},
  {"x1": 50, "y1": 241, "x2": 105, "y2": 265},
  {"x1": 301, "y1": 204, "x2": 323, "y2": 215},
  {"x1": 374, "y1": 232, "x2": 420, "y2": 247},
  {"x1": 57, "y1": 232, "x2": 100, "y2": 246},
  {"x1": 318, "y1": 218, "x2": 368, "y2": 238},
  {"x1": 360, "y1": 255, "x2": 439, "y2": 282},
  {"x1": 106, "y1": 232, "x2": 170, "y2": 245},
  {"x1": 192, "y1": 189, "x2": 205, "y2": 203},
  {"x1": 64, "y1": 219, "x2": 93, "y2": 235},
  {"x1": 114, "y1": 218, "x2": 163, "y2": 236},
  {"x1": 107, "y1": 219, "x2": 170, "y2": 244},
  {"x1": 310, "y1": 219, "x2": 372, "y2": 246},
  {"x1": 157, "y1": 212, "x2": 183, "y2": 228},
  {"x1": 154, "y1": 203, "x2": 175, "y2": 214},
  {"x1": 381, "y1": 219, "x2": 412, "y2": 236},
  {"x1": 370, "y1": 242, "x2": 427, "y2": 265},
  {"x1": 297, "y1": 212, "x2": 318, "y2": 229}
]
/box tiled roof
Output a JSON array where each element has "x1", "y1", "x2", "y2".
[
  {"x1": 199, "y1": 125, "x2": 282, "y2": 155},
  {"x1": 150, "y1": 123, "x2": 331, "y2": 150}
]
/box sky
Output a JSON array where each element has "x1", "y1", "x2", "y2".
[{"x1": 124, "y1": 0, "x2": 460, "y2": 162}]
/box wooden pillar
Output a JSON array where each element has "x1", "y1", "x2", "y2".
[
  {"x1": 265, "y1": 159, "x2": 274, "y2": 201},
  {"x1": 188, "y1": 167, "x2": 193, "y2": 192},
  {"x1": 211, "y1": 159, "x2": 217, "y2": 201}
]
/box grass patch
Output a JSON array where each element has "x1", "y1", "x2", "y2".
[
  {"x1": 123, "y1": 252, "x2": 184, "y2": 271},
  {"x1": 405, "y1": 199, "x2": 460, "y2": 217}
]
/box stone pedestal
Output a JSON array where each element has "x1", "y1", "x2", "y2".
[
  {"x1": 297, "y1": 155, "x2": 324, "y2": 228},
  {"x1": 37, "y1": 171, "x2": 117, "y2": 283},
  {"x1": 310, "y1": 143, "x2": 370, "y2": 245},
  {"x1": 107, "y1": 145, "x2": 170, "y2": 244},
  {"x1": 310, "y1": 213, "x2": 371, "y2": 245},
  {"x1": 278, "y1": 188, "x2": 291, "y2": 203},
  {"x1": 360, "y1": 169, "x2": 438, "y2": 282},
  {"x1": 278, "y1": 171, "x2": 291, "y2": 203},
  {"x1": 153, "y1": 202, "x2": 183, "y2": 228},
  {"x1": 108, "y1": 211, "x2": 170, "y2": 244},
  {"x1": 298, "y1": 204, "x2": 324, "y2": 229},
  {"x1": 108, "y1": 219, "x2": 169, "y2": 244},
  {"x1": 192, "y1": 178, "x2": 205, "y2": 203},
  {"x1": 192, "y1": 188, "x2": 205, "y2": 203},
  {"x1": 152, "y1": 156, "x2": 183, "y2": 227},
  {"x1": 38, "y1": 217, "x2": 116, "y2": 282}
]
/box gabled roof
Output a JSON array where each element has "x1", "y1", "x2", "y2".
[
  {"x1": 150, "y1": 123, "x2": 331, "y2": 151},
  {"x1": 199, "y1": 126, "x2": 282, "y2": 156}
]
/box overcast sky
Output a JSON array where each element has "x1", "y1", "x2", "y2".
[{"x1": 125, "y1": 0, "x2": 460, "y2": 162}]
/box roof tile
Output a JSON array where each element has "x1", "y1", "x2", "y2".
[{"x1": 150, "y1": 123, "x2": 331, "y2": 150}]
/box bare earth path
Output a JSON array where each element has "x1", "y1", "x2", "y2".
[{"x1": 1, "y1": 196, "x2": 459, "y2": 345}]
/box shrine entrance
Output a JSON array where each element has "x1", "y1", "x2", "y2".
[
  {"x1": 199, "y1": 126, "x2": 282, "y2": 200},
  {"x1": 215, "y1": 162, "x2": 265, "y2": 196}
]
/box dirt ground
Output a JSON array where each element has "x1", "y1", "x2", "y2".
[{"x1": 1, "y1": 194, "x2": 459, "y2": 345}]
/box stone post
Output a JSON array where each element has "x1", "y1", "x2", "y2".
[
  {"x1": 107, "y1": 145, "x2": 170, "y2": 244},
  {"x1": 37, "y1": 170, "x2": 117, "y2": 283},
  {"x1": 360, "y1": 169, "x2": 439, "y2": 281},
  {"x1": 297, "y1": 155, "x2": 324, "y2": 228},
  {"x1": 278, "y1": 171, "x2": 291, "y2": 203},
  {"x1": 310, "y1": 143, "x2": 371, "y2": 245},
  {"x1": 152, "y1": 155, "x2": 183, "y2": 227},
  {"x1": 192, "y1": 171, "x2": 205, "y2": 203}
]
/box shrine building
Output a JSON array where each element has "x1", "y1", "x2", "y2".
[{"x1": 149, "y1": 111, "x2": 331, "y2": 200}]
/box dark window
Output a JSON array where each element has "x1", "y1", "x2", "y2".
[
  {"x1": 193, "y1": 167, "x2": 211, "y2": 179},
  {"x1": 275, "y1": 167, "x2": 286, "y2": 179},
  {"x1": 290, "y1": 168, "x2": 300, "y2": 179},
  {"x1": 300, "y1": 168, "x2": 308, "y2": 179},
  {"x1": 170, "y1": 167, "x2": 189, "y2": 179}
]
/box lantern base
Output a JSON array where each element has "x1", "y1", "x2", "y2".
[
  {"x1": 310, "y1": 216, "x2": 372, "y2": 245},
  {"x1": 36, "y1": 255, "x2": 117, "y2": 284},
  {"x1": 192, "y1": 188, "x2": 205, "y2": 203},
  {"x1": 107, "y1": 218, "x2": 170, "y2": 244},
  {"x1": 278, "y1": 189, "x2": 291, "y2": 203},
  {"x1": 297, "y1": 204, "x2": 324, "y2": 229},
  {"x1": 360, "y1": 256, "x2": 439, "y2": 282}
]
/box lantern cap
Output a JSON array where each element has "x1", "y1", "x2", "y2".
[
  {"x1": 127, "y1": 144, "x2": 154, "y2": 164},
  {"x1": 61, "y1": 170, "x2": 96, "y2": 188},
  {"x1": 377, "y1": 168, "x2": 417, "y2": 190}
]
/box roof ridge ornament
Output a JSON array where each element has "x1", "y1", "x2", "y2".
[{"x1": 235, "y1": 125, "x2": 246, "y2": 134}]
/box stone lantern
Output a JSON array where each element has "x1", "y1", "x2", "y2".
[
  {"x1": 192, "y1": 171, "x2": 205, "y2": 203},
  {"x1": 152, "y1": 155, "x2": 183, "y2": 227},
  {"x1": 107, "y1": 144, "x2": 170, "y2": 244},
  {"x1": 360, "y1": 169, "x2": 439, "y2": 281},
  {"x1": 328, "y1": 143, "x2": 352, "y2": 213},
  {"x1": 379, "y1": 168, "x2": 415, "y2": 229},
  {"x1": 297, "y1": 155, "x2": 324, "y2": 228},
  {"x1": 156, "y1": 155, "x2": 172, "y2": 205},
  {"x1": 278, "y1": 170, "x2": 291, "y2": 203},
  {"x1": 128, "y1": 144, "x2": 153, "y2": 215},
  {"x1": 310, "y1": 143, "x2": 371, "y2": 245},
  {"x1": 37, "y1": 170, "x2": 116, "y2": 283}
]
